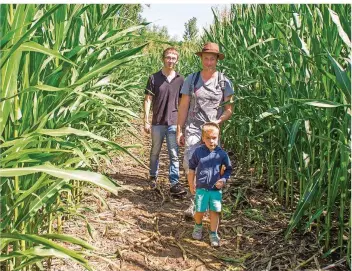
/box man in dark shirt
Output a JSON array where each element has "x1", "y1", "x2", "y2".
[{"x1": 144, "y1": 47, "x2": 186, "y2": 195}]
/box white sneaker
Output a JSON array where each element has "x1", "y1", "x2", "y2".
[{"x1": 209, "y1": 233, "x2": 220, "y2": 247}]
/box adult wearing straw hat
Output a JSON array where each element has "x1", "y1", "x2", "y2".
[{"x1": 176, "y1": 42, "x2": 234, "y2": 217}]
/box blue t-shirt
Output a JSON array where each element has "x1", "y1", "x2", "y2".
[{"x1": 189, "y1": 144, "x2": 232, "y2": 190}]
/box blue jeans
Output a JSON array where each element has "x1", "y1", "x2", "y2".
[{"x1": 150, "y1": 125, "x2": 179, "y2": 186}]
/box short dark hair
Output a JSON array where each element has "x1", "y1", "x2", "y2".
[{"x1": 162, "y1": 47, "x2": 179, "y2": 60}]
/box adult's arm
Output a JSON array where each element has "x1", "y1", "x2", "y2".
[
  {"x1": 216, "y1": 95, "x2": 234, "y2": 125},
  {"x1": 143, "y1": 94, "x2": 153, "y2": 134},
  {"x1": 176, "y1": 94, "x2": 190, "y2": 146}
]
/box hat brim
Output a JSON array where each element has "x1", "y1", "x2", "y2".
[{"x1": 195, "y1": 51, "x2": 225, "y2": 60}]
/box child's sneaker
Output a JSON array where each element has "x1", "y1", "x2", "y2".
[
  {"x1": 209, "y1": 232, "x2": 220, "y2": 247},
  {"x1": 192, "y1": 224, "x2": 203, "y2": 240}
]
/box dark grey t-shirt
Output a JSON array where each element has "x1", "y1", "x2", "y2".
[{"x1": 145, "y1": 70, "x2": 184, "y2": 126}]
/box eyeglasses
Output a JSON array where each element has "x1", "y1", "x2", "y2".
[{"x1": 164, "y1": 56, "x2": 177, "y2": 61}]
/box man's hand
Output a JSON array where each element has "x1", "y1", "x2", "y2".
[
  {"x1": 215, "y1": 178, "x2": 226, "y2": 189},
  {"x1": 144, "y1": 122, "x2": 151, "y2": 134},
  {"x1": 143, "y1": 94, "x2": 152, "y2": 134},
  {"x1": 189, "y1": 185, "x2": 195, "y2": 195},
  {"x1": 177, "y1": 131, "x2": 185, "y2": 146}
]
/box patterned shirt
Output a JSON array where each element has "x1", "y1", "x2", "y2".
[{"x1": 180, "y1": 72, "x2": 234, "y2": 147}]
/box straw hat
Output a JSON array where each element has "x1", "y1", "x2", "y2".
[{"x1": 195, "y1": 42, "x2": 225, "y2": 60}]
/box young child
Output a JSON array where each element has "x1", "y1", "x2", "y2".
[{"x1": 188, "y1": 122, "x2": 232, "y2": 247}]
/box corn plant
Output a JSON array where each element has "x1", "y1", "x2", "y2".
[
  {"x1": 1, "y1": 4, "x2": 148, "y2": 270},
  {"x1": 205, "y1": 4, "x2": 350, "y2": 263}
]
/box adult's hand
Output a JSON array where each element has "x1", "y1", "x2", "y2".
[
  {"x1": 144, "y1": 122, "x2": 151, "y2": 134},
  {"x1": 177, "y1": 131, "x2": 185, "y2": 146}
]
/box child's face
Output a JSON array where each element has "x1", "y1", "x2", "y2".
[{"x1": 202, "y1": 128, "x2": 219, "y2": 151}]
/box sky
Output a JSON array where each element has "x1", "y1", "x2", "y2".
[{"x1": 141, "y1": 4, "x2": 230, "y2": 41}]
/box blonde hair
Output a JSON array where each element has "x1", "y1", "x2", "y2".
[
  {"x1": 162, "y1": 47, "x2": 179, "y2": 60},
  {"x1": 201, "y1": 122, "x2": 220, "y2": 137}
]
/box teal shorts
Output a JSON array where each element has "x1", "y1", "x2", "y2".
[{"x1": 195, "y1": 188, "x2": 222, "y2": 213}]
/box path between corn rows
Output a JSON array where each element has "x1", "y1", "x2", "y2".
[{"x1": 53, "y1": 120, "x2": 342, "y2": 271}]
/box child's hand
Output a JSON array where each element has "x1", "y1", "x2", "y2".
[{"x1": 215, "y1": 178, "x2": 226, "y2": 189}]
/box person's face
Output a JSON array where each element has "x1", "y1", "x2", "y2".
[
  {"x1": 163, "y1": 52, "x2": 178, "y2": 69},
  {"x1": 202, "y1": 128, "x2": 219, "y2": 151},
  {"x1": 201, "y1": 53, "x2": 218, "y2": 72}
]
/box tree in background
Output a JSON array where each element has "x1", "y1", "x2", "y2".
[
  {"x1": 183, "y1": 17, "x2": 198, "y2": 41},
  {"x1": 117, "y1": 4, "x2": 144, "y2": 27}
]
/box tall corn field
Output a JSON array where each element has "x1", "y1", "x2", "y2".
[
  {"x1": 1, "y1": 4, "x2": 148, "y2": 270},
  {"x1": 205, "y1": 4, "x2": 350, "y2": 262},
  {"x1": 1, "y1": 3, "x2": 350, "y2": 270}
]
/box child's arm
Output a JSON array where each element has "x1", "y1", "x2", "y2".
[
  {"x1": 188, "y1": 149, "x2": 199, "y2": 195},
  {"x1": 215, "y1": 153, "x2": 233, "y2": 189},
  {"x1": 221, "y1": 153, "x2": 233, "y2": 180},
  {"x1": 188, "y1": 169, "x2": 196, "y2": 195}
]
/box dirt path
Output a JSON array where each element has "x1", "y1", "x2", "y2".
[{"x1": 53, "y1": 121, "x2": 347, "y2": 271}]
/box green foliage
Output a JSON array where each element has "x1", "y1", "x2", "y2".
[
  {"x1": 0, "y1": 4, "x2": 149, "y2": 269},
  {"x1": 207, "y1": 4, "x2": 350, "y2": 261},
  {"x1": 183, "y1": 17, "x2": 198, "y2": 41},
  {"x1": 2, "y1": 3, "x2": 350, "y2": 268}
]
